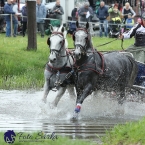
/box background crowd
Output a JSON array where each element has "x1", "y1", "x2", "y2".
[{"x1": 0, "y1": 0, "x2": 144, "y2": 38}]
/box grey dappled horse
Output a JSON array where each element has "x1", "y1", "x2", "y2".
[
  {"x1": 72, "y1": 21, "x2": 138, "y2": 119},
  {"x1": 42, "y1": 25, "x2": 76, "y2": 107}
]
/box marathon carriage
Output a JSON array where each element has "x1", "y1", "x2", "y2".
[
  {"x1": 110, "y1": 51, "x2": 145, "y2": 92},
  {"x1": 132, "y1": 60, "x2": 145, "y2": 92}
]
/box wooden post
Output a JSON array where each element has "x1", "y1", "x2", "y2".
[{"x1": 27, "y1": 0, "x2": 37, "y2": 50}]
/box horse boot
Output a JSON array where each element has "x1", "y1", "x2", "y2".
[{"x1": 72, "y1": 104, "x2": 81, "y2": 121}]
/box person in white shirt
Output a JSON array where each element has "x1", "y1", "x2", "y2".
[{"x1": 120, "y1": 12, "x2": 145, "y2": 63}]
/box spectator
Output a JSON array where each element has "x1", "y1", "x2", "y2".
[
  {"x1": 1, "y1": 0, "x2": 4, "y2": 7},
  {"x1": 0, "y1": 4, "x2": 4, "y2": 32},
  {"x1": 108, "y1": 4, "x2": 122, "y2": 20},
  {"x1": 21, "y1": 0, "x2": 27, "y2": 37},
  {"x1": 36, "y1": 0, "x2": 46, "y2": 38},
  {"x1": 140, "y1": 0, "x2": 145, "y2": 14},
  {"x1": 118, "y1": 2, "x2": 123, "y2": 12},
  {"x1": 122, "y1": 2, "x2": 136, "y2": 22},
  {"x1": 125, "y1": 13, "x2": 134, "y2": 30},
  {"x1": 96, "y1": 1, "x2": 109, "y2": 37},
  {"x1": 4, "y1": 0, "x2": 17, "y2": 37},
  {"x1": 51, "y1": 0, "x2": 64, "y2": 20},
  {"x1": 11, "y1": 0, "x2": 18, "y2": 37},
  {"x1": 71, "y1": 6, "x2": 78, "y2": 21},
  {"x1": 68, "y1": 6, "x2": 78, "y2": 35},
  {"x1": 78, "y1": 2, "x2": 93, "y2": 22},
  {"x1": 137, "y1": 17, "x2": 142, "y2": 24}
]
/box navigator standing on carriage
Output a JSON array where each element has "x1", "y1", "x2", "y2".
[{"x1": 120, "y1": 12, "x2": 145, "y2": 63}]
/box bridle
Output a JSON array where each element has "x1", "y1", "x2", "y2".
[
  {"x1": 47, "y1": 32, "x2": 65, "y2": 55},
  {"x1": 73, "y1": 28, "x2": 90, "y2": 54}
]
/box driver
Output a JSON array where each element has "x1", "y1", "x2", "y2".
[{"x1": 120, "y1": 12, "x2": 145, "y2": 63}]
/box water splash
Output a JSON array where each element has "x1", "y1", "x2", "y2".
[{"x1": 0, "y1": 89, "x2": 145, "y2": 121}]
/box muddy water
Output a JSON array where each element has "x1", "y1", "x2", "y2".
[{"x1": 0, "y1": 89, "x2": 145, "y2": 140}]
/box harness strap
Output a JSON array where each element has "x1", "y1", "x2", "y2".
[
  {"x1": 51, "y1": 31, "x2": 64, "y2": 37},
  {"x1": 97, "y1": 51, "x2": 104, "y2": 74},
  {"x1": 46, "y1": 58, "x2": 68, "y2": 73},
  {"x1": 76, "y1": 28, "x2": 88, "y2": 34},
  {"x1": 75, "y1": 52, "x2": 105, "y2": 75},
  {"x1": 49, "y1": 32, "x2": 65, "y2": 53}
]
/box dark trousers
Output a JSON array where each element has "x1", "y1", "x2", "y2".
[
  {"x1": 37, "y1": 23, "x2": 44, "y2": 36},
  {"x1": 22, "y1": 21, "x2": 27, "y2": 36}
]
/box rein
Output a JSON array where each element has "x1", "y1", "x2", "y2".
[
  {"x1": 95, "y1": 38, "x2": 125, "y2": 51},
  {"x1": 95, "y1": 38, "x2": 118, "y2": 47},
  {"x1": 121, "y1": 39, "x2": 125, "y2": 51}
]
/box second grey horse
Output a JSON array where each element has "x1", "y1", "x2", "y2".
[
  {"x1": 42, "y1": 25, "x2": 76, "y2": 107},
  {"x1": 72, "y1": 21, "x2": 138, "y2": 119}
]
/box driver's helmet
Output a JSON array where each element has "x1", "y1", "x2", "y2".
[{"x1": 141, "y1": 12, "x2": 145, "y2": 20}]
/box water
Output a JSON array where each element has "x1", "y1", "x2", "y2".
[{"x1": 0, "y1": 89, "x2": 145, "y2": 140}]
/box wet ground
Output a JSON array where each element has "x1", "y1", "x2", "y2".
[{"x1": 0, "y1": 89, "x2": 145, "y2": 140}]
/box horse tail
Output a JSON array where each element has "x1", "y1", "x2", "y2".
[{"x1": 126, "y1": 55, "x2": 138, "y2": 87}]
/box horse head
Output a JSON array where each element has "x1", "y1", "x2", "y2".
[
  {"x1": 47, "y1": 25, "x2": 67, "y2": 63},
  {"x1": 73, "y1": 21, "x2": 92, "y2": 60}
]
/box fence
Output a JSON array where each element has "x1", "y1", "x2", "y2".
[{"x1": 0, "y1": 13, "x2": 136, "y2": 37}]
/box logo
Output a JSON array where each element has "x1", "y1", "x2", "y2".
[
  {"x1": 4, "y1": 130, "x2": 58, "y2": 143},
  {"x1": 4, "y1": 130, "x2": 16, "y2": 144}
]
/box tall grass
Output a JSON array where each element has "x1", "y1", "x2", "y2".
[
  {"x1": 102, "y1": 117, "x2": 145, "y2": 145},
  {"x1": 0, "y1": 33, "x2": 134, "y2": 90}
]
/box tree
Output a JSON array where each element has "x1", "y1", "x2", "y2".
[{"x1": 27, "y1": 0, "x2": 37, "y2": 50}]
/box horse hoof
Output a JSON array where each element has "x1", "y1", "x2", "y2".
[
  {"x1": 42, "y1": 98, "x2": 47, "y2": 104},
  {"x1": 118, "y1": 97, "x2": 126, "y2": 105},
  {"x1": 49, "y1": 102, "x2": 57, "y2": 109},
  {"x1": 71, "y1": 112, "x2": 78, "y2": 121}
]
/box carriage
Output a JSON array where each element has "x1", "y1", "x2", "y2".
[
  {"x1": 133, "y1": 61, "x2": 145, "y2": 91},
  {"x1": 115, "y1": 52, "x2": 145, "y2": 92}
]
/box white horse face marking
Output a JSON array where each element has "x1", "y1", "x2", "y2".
[
  {"x1": 49, "y1": 35, "x2": 64, "y2": 63},
  {"x1": 74, "y1": 30, "x2": 88, "y2": 60},
  {"x1": 74, "y1": 46, "x2": 81, "y2": 60},
  {"x1": 75, "y1": 30, "x2": 88, "y2": 47}
]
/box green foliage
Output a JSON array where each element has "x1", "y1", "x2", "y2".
[
  {"x1": 0, "y1": 33, "x2": 134, "y2": 89},
  {"x1": 102, "y1": 117, "x2": 145, "y2": 145}
]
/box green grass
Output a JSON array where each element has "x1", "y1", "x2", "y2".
[
  {"x1": 102, "y1": 117, "x2": 145, "y2": 145},
  {"x1": 0, "y1": 33, "x2": 134, "y2": 90}
]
